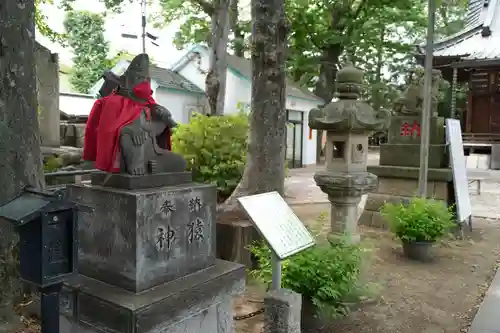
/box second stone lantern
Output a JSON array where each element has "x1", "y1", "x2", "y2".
[{"x1": 309, "y1": 64, "x2": 391, "y2": 243}]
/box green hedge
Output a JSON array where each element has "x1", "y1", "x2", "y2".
[{"x1": 172, "y1": 113, "x2": 249, "y2": 198}]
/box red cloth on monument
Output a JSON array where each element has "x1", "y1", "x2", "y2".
[{"x1": 83, "y1": 81, "x2": 169, "y2": 173}]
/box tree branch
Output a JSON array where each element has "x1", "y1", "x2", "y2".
[
  {"x1": 191, "y1": 0, "x2": 215, "y2": 16},
  {"x1": 302, "y1": 23, "x2": 323, "y2": 51},
  {"x1": 345, "y1": 0, "x2": 368, "y2": 37},
  {"x1": 352, "y1": 0, "x2": 368, "y2": 21}
]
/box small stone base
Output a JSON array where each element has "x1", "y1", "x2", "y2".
[
  {"x1": 90, "y1": 171, "x2": 192, "y2": 189},
  {"x1": 60, "y1": 260, "x2": 245, "y2": 333},
  {"x1": 379, "y1": 144, "x2": 447, "y2": 168},
  {"x1": 264, "y1": 289, "x2": 301, "y2": 333},
  {"x1": 216, "y1": 220, "x2": 261, "y2": 269},
  {"x1": 360, "y1": 165, "x2": 453, "y2": 229}
]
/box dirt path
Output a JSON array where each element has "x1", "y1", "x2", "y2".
[{"x1": 234, "y1": 204, "x2": 500, "y2": 333}]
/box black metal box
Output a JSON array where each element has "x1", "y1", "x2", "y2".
[{"x1": 0, "y1": 190, "x2": 78, "y2": 287}]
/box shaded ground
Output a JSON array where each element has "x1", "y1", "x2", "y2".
[{"x1": 234, "y1": 204, "x2": 500, "y2": 333}]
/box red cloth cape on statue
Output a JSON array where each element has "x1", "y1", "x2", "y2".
[{"x1": 83, "y1": 81, "x2": 171, "y2": 173}]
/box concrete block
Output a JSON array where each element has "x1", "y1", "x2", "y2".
[
  {"x1": 61, "y1": 260, "x2": 245, "y2": 333},
  {"x1": 377, "y1": 178, "x2": 418, "y2": 196},
  {"x1": 264, "y1": 289, "x2": 301, "y2": 333}
]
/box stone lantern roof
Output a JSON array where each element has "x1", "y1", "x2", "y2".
[{"x1": 308, "y1": 64, "x2": 391, "y2": 132}]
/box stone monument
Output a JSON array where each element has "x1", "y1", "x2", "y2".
[
  {"x1": 359, "y1": 68, "x2": 454, "y2": 228},
  {"x1": 61, "y1": 54, "x2": 245, "y2": 332},
  {"x1": 308, "y1": 64, "x2": 391, "y2": 242},
  {"x1": 35, "y1": 42, "x2": 60, "y2": 147}
]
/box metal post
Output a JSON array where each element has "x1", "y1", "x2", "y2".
[
  {"x1": 271, "y1": 252, "x2": 282, "y2": 290},
  {"x1": 418, "y1": 0, "x2": 437, "y2": 197},
  {"x1": 40, "y1": 283, "x2": 63, "y2": 333},
  {"x1": 141, "y1": 0, "x2": 146, "y2": 53}
]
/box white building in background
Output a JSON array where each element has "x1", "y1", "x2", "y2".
[
  {"x1": 170, "y1": 44, "x2": 324, "y2": 168},
  {"x1": 89, "y1": 59, "x2": 207, "y2": 124},
  {"x1": 59, "y1": 92, "x2": 96, "y2": 119}
]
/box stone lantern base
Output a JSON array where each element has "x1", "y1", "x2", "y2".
[
  {"x1": 359, "y1": 165, "x2": 453, "y2": 229},
  {"x1": 314, "y1": 171, "x2": 378, "y2": 243}
]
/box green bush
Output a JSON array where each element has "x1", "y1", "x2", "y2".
[
  {"x1": 44, "y1": 156, "x2": 63, "y2": 172},
  {"x1": 249, "y1": 236, "x2": 364, "y2": 318},
  {"x1": 172, "y1": 112, "x2": 248, "y2": 198},
  {"x1": 380, "y1": 197, "x2": 455, "y2": 243}
]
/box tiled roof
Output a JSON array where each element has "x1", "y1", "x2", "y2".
[
  {"x1": 149, "y1": 65, "x2": 203, "y2": 93},
  {"x1": 90, "y1": 60, "x2": 203, "y2": 95},
  {"x1": 465, "y1": 0, "x2": 486, "y2": 27},
  {"x1": 433, "y1": 29, "x2": 500, "y2": 60},
  {"x1": 419, "y1": 0, "x2": 500, "y2": 61},
  {"x1": 226, "y1": 53, "x2": 323, "y2": 102}
]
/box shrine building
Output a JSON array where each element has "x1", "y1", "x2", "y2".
[{"x1": 416, "y1": 0, "x2": 500, "y2": 145}]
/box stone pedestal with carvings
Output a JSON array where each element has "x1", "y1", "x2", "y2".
[
  {"x1": 359, "y1": 69, "x2": 454, "y2": 229},
  {"x1": 308, "y1": 64, "x2": 390, "y2": 242},
  {"x1": 61, "y1": 172, "x2": 245, "y2": 332}
]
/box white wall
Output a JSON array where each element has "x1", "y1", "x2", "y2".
[
  {"x1": 174, "y1": 53, "x2": 210, "y2": 92},
  {"x1": 59, "y1": 93, "x2": 96, "y2": 117},
  {"x1": 154, "y1": 87, "x2": 205, "y2": 124},
  {"x1": 299, "y1": 109, "x2": 318, "y2": 166},
  {"x1": 151, "y1": 80, "x2": 159, "y2": 99},
  {"x1": 176, "y1": 50, "x2": 320, "y2": 166},
  {"x1": 224, "y1": 71, "x2": 249, "y2": 114}
]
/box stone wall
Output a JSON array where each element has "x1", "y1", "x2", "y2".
[
  {"x1": 60, "y1": 123, "x2": 85, "y2": 148},
  {"x1": 35, "y1": 42, "x2": 60, "y2": 147}
]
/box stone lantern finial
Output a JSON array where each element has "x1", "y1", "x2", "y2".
[{"x1": 335, "y1": 63, "x2": 364, "y2": 99}]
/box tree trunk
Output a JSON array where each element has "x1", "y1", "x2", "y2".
[
  {"x1": 313, "y1": 45, "x2": 343, "y2": 164},
  {"x1": 220, "y1": 0, "x2": 288, "y2": 212},
  {"x1": 230, "y1": 0, "x2": 245, "y2": 57},
  {"x1": 0, "y1": 0, "x2": 45, "y2": 327},
  {"x1": 206, "y1": 0, "x2": 230, "y2": 116},
  {"x1": 372, "y1": 26, "x2": 386, "y2": 112}
]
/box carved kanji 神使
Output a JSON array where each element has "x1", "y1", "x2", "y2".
[{"x1": 156, "y1": 225, "x2": 175, "y2": 251}]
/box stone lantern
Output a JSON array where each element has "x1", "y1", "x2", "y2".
[{"x1": 308, "y1": 64, "x2": 391, "y2": 242}]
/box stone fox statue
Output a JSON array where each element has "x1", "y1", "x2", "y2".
[{"x1": 83, "y1": 53, "x2": 187, "y2": 175}]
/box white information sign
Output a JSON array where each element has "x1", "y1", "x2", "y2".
[
  {"x1": 238, "y1": 191, "x2": 315, "y2": 259},
  {"x1": 445, "y1": 119, "x2": 472, "y2": 222}
]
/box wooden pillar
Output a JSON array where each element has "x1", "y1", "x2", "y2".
[
  {"x1": 466, "y1": 91, "x2": 473, "y2": 133},
  {"x1": 450, "y1": 66, "x2": 458, "y2": 119}
]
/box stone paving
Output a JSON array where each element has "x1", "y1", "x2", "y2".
[
  {"x1": 468, "y1": 270, "x2": 500, "y2": 333},
  {"x1": 285, "y1": 152, "x2": 500, "y2": 220}
]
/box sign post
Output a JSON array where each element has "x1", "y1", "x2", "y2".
[
  {"x1": 271, "y1": 252, "x2": 282, "y2": 290},
  {"x1": 445, "y1": 119, "x2": 472, "y2": 229},
  {"x1": 238, "y1": 191, "x2": 315, "y2": 290}
]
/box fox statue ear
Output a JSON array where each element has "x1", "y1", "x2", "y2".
[
  {"x1": 98, "y1": 70, "x2": 121, "y2": 97},
  {"x1": 120, "y1": 53, "x2": 150, "y2": 90}
]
